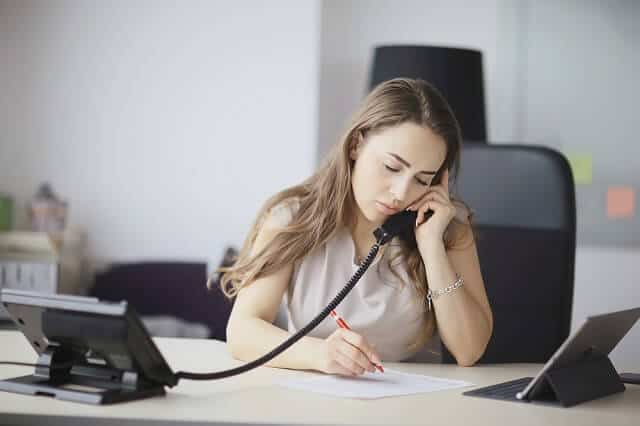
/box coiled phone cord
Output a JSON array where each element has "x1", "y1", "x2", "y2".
[{"x1": 174, "y1": 241, "x2": 382, "y2": 381}]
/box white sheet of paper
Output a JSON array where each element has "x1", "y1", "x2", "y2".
[{"x1": 278, "y1": 368, "x2": 473, "y2": 399}]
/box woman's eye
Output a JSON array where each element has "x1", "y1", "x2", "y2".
[{"x1": 385, "y1": 164, "x2": 429, "y2": 186}]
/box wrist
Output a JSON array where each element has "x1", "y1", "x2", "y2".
[
  {"x1": 305, "y1": 336, "x2": 327, "y2": 372},
  {"x1": 418, "y1": 236, "x2": 446, "y2": 254}
]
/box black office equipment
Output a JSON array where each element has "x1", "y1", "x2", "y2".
[
  {"x1": 464, "y1": 307, "x2": 640, "y2": 407},
  {"x1": 0, "y1": 289, "x2": 177, "y2": 404}
]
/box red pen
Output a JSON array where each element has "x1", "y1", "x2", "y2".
[{"x1": 330, "y1": 310, "x2": 384, "y2": 373}]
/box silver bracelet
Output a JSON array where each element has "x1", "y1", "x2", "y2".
[{"x1": 426, "y1": 275, "x2": 464, "y2": 311}]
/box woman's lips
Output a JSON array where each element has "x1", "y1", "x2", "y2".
[{"x1": 376, "y1": 201, "x2": 400, "y2": 215}]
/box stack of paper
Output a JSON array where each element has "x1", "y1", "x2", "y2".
[{"x1": 278, "y1": 368, "x2": 472, "y2": 399}]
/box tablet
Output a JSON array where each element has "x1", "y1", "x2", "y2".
[{"x1": 516, "y1": 306, "x2": 640, "y2": 400}]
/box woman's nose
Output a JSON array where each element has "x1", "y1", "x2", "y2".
[{"x1": 389, "y1": 177, "x2": 412, "y2": 204}]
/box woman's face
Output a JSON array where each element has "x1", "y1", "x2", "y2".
[{"x1": 350, "y1": 121, "x2": 447, "y2": 225}]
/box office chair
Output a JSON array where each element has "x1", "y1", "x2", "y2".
[
  {"x1": 90, "y1": 260, "x2": 233, "y2": 340},
  {"x1": 442, "y1": 144, "x2": 576, "y2": 363}
]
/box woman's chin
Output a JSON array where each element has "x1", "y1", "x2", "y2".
[
  {"x1": 365, "y1": 208, "x2": 387, "y2": 224},
  {"x1": 356, "y1": 202, "x2": 386, "y2": 225}
]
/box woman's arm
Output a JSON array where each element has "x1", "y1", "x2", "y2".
[
  {"x1": 226, "y1": 225, "x2": 325, "y2": 370},
  {"x1": 417, "y1": 223, "x2": 493, "y2": 366},
  {"x1": 226, "y1": 219, "x2": 381, "y2": 375}
]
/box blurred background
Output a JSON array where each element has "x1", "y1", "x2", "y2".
[{"x1": 0, "y1": 1, "x2": 638, "y2": 369}]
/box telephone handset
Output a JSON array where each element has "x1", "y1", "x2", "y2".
[{"x1": 374, "y1": 209, "x2": 433, "y2": 244}]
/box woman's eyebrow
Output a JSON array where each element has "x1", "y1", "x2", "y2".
[{"x1": 386, "y1": 152, "x2": 437, "y2": 175}]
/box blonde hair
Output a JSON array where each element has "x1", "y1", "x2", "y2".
[{"x1": 213, "y1": 78, "x2": 474, "y2": 351}]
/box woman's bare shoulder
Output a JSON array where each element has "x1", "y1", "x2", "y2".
[{"x1": 262, "y1": 197, "x2": 302, "y2": 229}]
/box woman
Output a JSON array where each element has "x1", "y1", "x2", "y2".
[{"x1": 215, "y1": 78, "x2": 493, "y2": 376}]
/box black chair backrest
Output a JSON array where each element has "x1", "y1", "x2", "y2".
[{"x1": 443, "y1": 144, "x2": 576, "y2": 363}]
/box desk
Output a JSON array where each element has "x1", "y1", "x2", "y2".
[{"x1": 0, "y1": 331, "x2": 637, "y2": 425}]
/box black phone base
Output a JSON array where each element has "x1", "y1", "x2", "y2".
[
  {"x1": 0, "y1": 346, "x2": 165, "y2": 405},
  {"x1": 464, "y1": 353, "x2": 625, "y2": 407}
]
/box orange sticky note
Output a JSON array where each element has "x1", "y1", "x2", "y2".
[{"x1": 607, "y1": 186, "x2": 635, "y2": 219}]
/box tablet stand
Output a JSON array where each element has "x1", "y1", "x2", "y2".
[
  {"x1": 534, "y1": 351, "x2": 625, "y2": 407},
  {"x1": 464, "y1": 350, "x2": 626, "y2": 407}
]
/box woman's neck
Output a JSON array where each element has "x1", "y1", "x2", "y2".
[{"x1": 350, "y1": 210, "x2": 382, "y2": 258}]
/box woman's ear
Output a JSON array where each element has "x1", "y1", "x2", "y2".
[
  {"x1": 349, "y1": 147, "x2": 358, "y2": 161},
  {"x1": 349, "y1": 130, "x2": 364, "y2": 161}
]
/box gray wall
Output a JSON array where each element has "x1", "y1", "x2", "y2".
[
  {"x1": 318, "y1": 0, "x2": 639, "y2": 370},
  {"x1": 522, "y1": 0, "x2": 640, "y2": 246}
]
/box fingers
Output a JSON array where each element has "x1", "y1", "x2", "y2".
[
  {"x1": 324, "y1": 329, "x2": 383, "y2": 377},
  {"x1": 416, "y1": 200, "x2": 446, "y2": 226},
  {"x1": 426, "y1": 184, "x2": 450, "y2": 201},
  {"x1": 406, "y1": 181, "x2": 450, "y2": 211},
  {"x1": 338, "y1": 329, "x2": 382, "y2": 366},
  {"x1": 326, "y1": 329, "x2": 381, "y2": 376},
  {"x1": 409, "y1": 191, "x2": 447, "y2": 214},
  {"x1": 409, "y1": 183, "x2": 450, "y2": 209},
  {"x1": 337, "y1": 340, "x2": 377, "y2": 373},
  {"x1": 333, "y1": 347, "x2": 370, "y2": 376},
  {"x1": 422, "y1": 190, "x2": 448, "y2": 205},
  {"x1": 329, "y1": 352, "x2": 359, "y2": 376},
  {"x1": 406, "y1": 192, "x2": 428, "y2": 211}
]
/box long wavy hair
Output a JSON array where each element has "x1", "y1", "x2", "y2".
[{"x1": 213, "y1": 78, "x2": 474, "y2": 351}]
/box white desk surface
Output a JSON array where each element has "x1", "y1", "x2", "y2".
[{"x1": 0, "y1": 331, "x2": 638, "y2": 426}]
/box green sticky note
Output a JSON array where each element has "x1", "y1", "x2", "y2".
[{"x1": 566, "y1": 153, "x2": 592, "y2": 184}]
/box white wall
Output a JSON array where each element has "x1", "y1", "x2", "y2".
[
  {"x1": 319, "y1": 0, "x2": 639, "y2": 370},
  {"x1": 0, "y1": 1, "x2": 319, "y2": 265}
]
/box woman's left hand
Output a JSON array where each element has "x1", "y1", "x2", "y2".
[{"x1": 406, "y1": 168, "x2": 456, "y2": 247}]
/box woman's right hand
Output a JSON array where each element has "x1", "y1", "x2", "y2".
[{"x1": 316, "y1": 329, "x2": 383, "y2": 376}]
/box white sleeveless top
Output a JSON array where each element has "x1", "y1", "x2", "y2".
[{"x1": 264, "y1": 198, "x2": 442, "y2": 362}]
